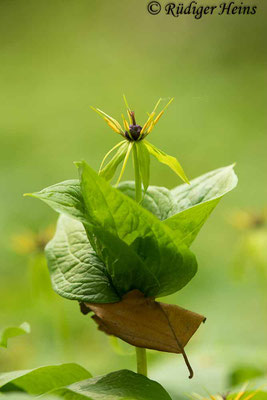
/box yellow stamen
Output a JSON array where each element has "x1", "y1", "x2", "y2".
[
  {"x1": 234, "y1": 383, "x2": 249, "y2": 400},
  {"x1": 154, "y1": 97, "x2": 174, "y2": 124},
  {"x1": 243, "y1": 384, "x2": 267, "y2": 400},
  {"x1": 91, "y1": 106, "x2": 124, "y2": 134},
  {"x1": 127, "y1": 109, "x2": 132, "y2": 124},
  {"x1": 154, "y1": 110, "x2": 164, "y2": 125},
  {"x1": 122, "y1": 114, "x2": 129, "y2": 131},
  {"x1": 152, "y1": 98, "x2": 162, "y2": 114},
  {"x1": 104, "y1": 118, "x2": 121, "y2": 134},
  {"x1": 147, "y1": 120, "x2": 155, "y2": 134},
  {"x1": 140, "y1": 112, "x2": 156, "y2": 134}
]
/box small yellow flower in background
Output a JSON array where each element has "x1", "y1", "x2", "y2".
[
  {"x1": 229, "y1": 209, "x2": 267, "y2": 231},
  {"x1": 91, "y1": 96, "x2": 189, "y2": 202},
  {"x1": 190, "y1": 383, "x2": 266, "y2": 400},
  {"x1": 11, "y1": 226, "x2": 54, "y2": 255}
]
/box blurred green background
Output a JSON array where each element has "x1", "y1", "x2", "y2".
[{"x1": 0, "y1": 0, "x2": 267, "y2": 398}]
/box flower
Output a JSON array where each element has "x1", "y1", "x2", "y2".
[
  {"x1": 91, "y1": 96, "x2": 189, "y2": 202},
  {"x1": 190, "y1": 383, "x2": 266, "y2": 400}
]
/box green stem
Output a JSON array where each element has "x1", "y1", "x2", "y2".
[
  {"x1": 132, "y1": 143, "x2": 142, "y2": 203},
  {"x1": 135, "y1": 347, "x2": 147, "y2": 376},
  {"x1": 133, "y1": 144, "x2": 147, "y2": 374}
]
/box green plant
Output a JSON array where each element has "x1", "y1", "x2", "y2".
[{"x1": 1, "y1": 98, "x2": 238, "y2": 399}]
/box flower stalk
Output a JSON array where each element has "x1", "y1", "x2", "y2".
[{"x1": 135, "y1": 347, "x2": 147, "y2": 376}]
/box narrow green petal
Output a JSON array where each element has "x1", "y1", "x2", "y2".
[
  {"x1": 99, "y1": 141, "x2": 128, "y2": 181},
  {"x1": 123, "y1": 94, "x2": 131, "y2": 111},
  {"x1": 132, "y1": 143, "x2": 142, "y2": 203},
  {"x1": 144, "y1": 140, "x2": 190, "y2": 184},
  {"x1": 99, "y1": 140, "x2": 126, "y2": 172},
  {"x1": 115, "y1": 142, "x2": 133, "y2": 186},
  {"x1": 136, "y1": 141, "x2": 150, "y2": 196}
]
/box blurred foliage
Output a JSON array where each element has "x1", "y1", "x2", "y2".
[
  {"x1": 0, "y1": 1, "x2": 267, "y2": 399},
  {"x1": 0, "y1": 323, "x2": 30, "y2": 349},
  {"x1": 228, "y1": 366, "x2": 265, "y2": 387}
]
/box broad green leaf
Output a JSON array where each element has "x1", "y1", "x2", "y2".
[
  {"x1": 0, "y1": 323, "x2": 30, "y2": 348},
  {"x1": 99, "y1": 141, "x2": 128, "y2": 181},
  {"x1": 119, "y1": 165, "x2": 238, "y2": 246},
  {"x1": 25, "y1": 180, "x2": 87, "y2": 224},
  {"x1": 0, "y1": 363, "x2": 91, "y2": 395},
  {"x1": 144, "y1": 140, "x2": 189, "y2": 184},
  {"x1": 164, "y1": 164, "x2": 238, "y2": 246},
  {"x1": 51, "y1": 369, "x2": 172, "y2": 400},
  {"x1": 29, "y1": 162, "x2": 197, "y2": 298},
  {"x1": 45, "y1": 215, "x2": 119, "y2": 303},
  {"x1": 26, "y1": 182, "x2": 161, "y2": 297},
  {"x1": 77, "y1": 161, "x2": 197, "y2": 297},
  {"x1": 136, "y1": 141, "x2": 150, "y2": 195}
]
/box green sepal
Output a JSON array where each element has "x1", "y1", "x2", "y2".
[
  {"x1": 144, "y1": 140, "x2": 189, "y2": 184},
  {"x1": 99, "y1": 141, "x2": 128, "y2": 181},
  {"x1": 136, "y1": 141, "x2": 150, "y2": 197}
]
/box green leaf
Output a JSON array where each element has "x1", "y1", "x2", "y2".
[
  {"x1": 136, "y1": 141, "x2": 150, "y2": 195},
  {"x1": 51, "y1": 369, "x2": 172, "y2": 400},
  {"x1": 119, "y1": 165, "x2": 238, "y2": 246},
  {"x1": 118, "y1": 182, "x2": 175, "y2": 220},
  {"x1": 27, "y1": 163, "x2": 197, "y2": 298},
  {"x1": 25, "y1": 180, "x2": 87, "y2": 224},
  {"x1": 77, "y1": 161, "x2": 197, "y2": 298},
  {"x1": 229, "y1": 365, "x2": 265, "y2": 386},
  {"x1": 164, "y1": 164, "x2": 238, "y2": 246},
  {"x1": 144, "y1": 140, "x2": 189, "y2": 184},
  {"x1": 0, "y1": 323, "x2": 30, "y2": 348},
  {"x1": 0, "y1": 363, "x2": 91, "y2": 395},
  {"x1": 86, "y1": 225, "x2": 160, "y2": 297},
  {"x1": 26, "y1": 180, "x2": 161, "y2": 297},
  {"x1": 99, "y1": 141, "x2": 128, "y2": 181},
  {"x1": 45, "y1": 215, "x2": 119, "y2": 303}
]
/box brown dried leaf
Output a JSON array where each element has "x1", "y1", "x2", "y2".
[{"x1": 81, "y1": 290, "x2": 205, "y2": 378}]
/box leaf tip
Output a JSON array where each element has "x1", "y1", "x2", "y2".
[
  {"x1": 23, "y1": 192, "x2": 34, "y2": 198},
  {"x1": 73, "y1": 160, "x2": 83, "y2": 168}
]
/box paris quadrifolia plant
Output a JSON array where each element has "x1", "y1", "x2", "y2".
[{"x1": 24, "y1": 96, "x2": 238, "y2": 391}]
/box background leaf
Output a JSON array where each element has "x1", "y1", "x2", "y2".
[
  {"x1": 0, "y1": 323, "x2": 30, "y2": 348},
  {"x1": 51, "y1": 369, "x2": 172, "y2": 400},
  {"x1": 0, "y1": 363, "x2": 91, "y2": 395}
]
